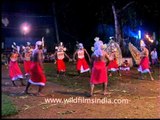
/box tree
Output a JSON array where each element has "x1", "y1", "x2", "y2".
[
  {"x1": 52, "y1": 1, "x2": 60, "y2": 43},
  {"x1": 112, "y1": 1, "x2": 135, "y2": 53}
]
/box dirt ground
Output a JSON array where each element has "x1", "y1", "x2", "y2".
[{"x1": 2, "y1": 64, "x2": 160, "y2": 119}]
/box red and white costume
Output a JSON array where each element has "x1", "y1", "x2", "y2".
[
  {"x1": 76, "y1": 49, "x2": 90, "y2": 73},
  {"x1": 107, "y1": 53, "x2": 119, "y2": 71},
  {"x1": 120, "y1": 61, "x2": 130, "y2": 71},
  {"x1": 90, "y1": 61, "x2": 108, "y2": 84},
  {"x1": 137, "y1": 41, "x2": 151, "y2": 73},
  {"x1": 54, "y1": 42, "x2": 70, "y2": 72},
  {"x1": 29, "y1": 61, "x2": 46, "y2": 86},
  {"x1": 120, "y1": 66, "x2": 130, "y2": 71},
  {"x1": 9, "y1": 53, "x2": 23, "y2": 81},
  {"x1": 56, "y1": 51, "x2": 66, "y2": 72},
  {"x1": 138, "y1": 57, "x2": 150, "y2": 73},
  {"x1": 23, "y1": 51, "x2": 32, "y2": 76},
  {"x1": 90, "y1": 39, "x2": 108, "y2": 84},
  {"x1": 28, "y1": 41, "x2": 46, "y2": 86}
]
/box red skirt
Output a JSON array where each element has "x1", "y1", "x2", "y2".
[
  {"x1": 24, "y1": 61, "x2": 31, "y2": 75},
  {"x1": 76, "y1": 58, "x2": 90, "y2": 73},
  {"x1": 9, "y1": 61, "x2": 23, "y2": 81},
  {"x1": 107, "y1": 59, "x2": 119, "y2": 71},
  {"x1": 57, "y1": 59, "x2": 66, "y2": 72},
  {"x1": 29, "y1": 62, "x2": 46, "y2": 86},
  {"x1": 90, "y1": 61, "x2": 108, "y2": 84},
  {"x1": 138, "y1": 57, "x2": 150, "y2": 73}
]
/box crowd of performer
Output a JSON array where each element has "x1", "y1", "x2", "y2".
[{"x1": 5, "y1": 36, "x2": 158, "y2": 97}]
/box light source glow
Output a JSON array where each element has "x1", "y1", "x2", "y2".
[
  {"x1": 138, "y1": 30, "x2": 141, "y2": 39},
  {"x1": 20, "y1": 22, "x2": 31, "y2": 35},
  {"x1": 145, "y1": 34, "x2": 154, "y2": 43}
]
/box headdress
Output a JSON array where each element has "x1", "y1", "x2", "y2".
[
  {"x1": 55, "y1": 42, "x2": 66, "y2": 52},
  {"x1": 35, "y1": 41, "x2": 42, "y2": 50},
  {"x1": 140, "y1": 40, "x2": 146, "y2": 47},
  {"x1": 78, "y1": 43, "x2": 84, "y2": 49},
  {"x1": 11, "y1": 42, "x2": 20, "y2": 53},
  {"x1": 91, "y1": 37, "x2": 104, "y2": 57}
]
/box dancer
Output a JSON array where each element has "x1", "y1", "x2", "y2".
[
  {"x1": 73, "y1": 43, "x2": 91, "y2": 75},
  {"x1": 138, "y1": 40, "x2": 154, "y2": 80},
  {"x1": 53, "y1": 42, "x2": 72, "y2": 77},
  {"x1": 24, "y1": 41, "x2": 47, "y2": 96},
  {"x1": 107, "y1": 49, "x2": 121, "y2": 76},
  {"x1": 9, "y1": 42, "x2": 25, "y2": 86},
  {"x1": 22, "y1": 42, "x2": 32, "y2": 77},
  {"x1": 90, "y1": 37, "x2": 110, "y2": 97},
  {"x1": 120, "y1": 60, "x2": 130, "y2": 71}
]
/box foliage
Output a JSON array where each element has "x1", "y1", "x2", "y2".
[{"x1": 2, "y1": 94, "x2": 18, "y2": 116}]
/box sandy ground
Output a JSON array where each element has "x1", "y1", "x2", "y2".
[{"x1": 2, "y1": 64, "x2": 160, "y2": 118}]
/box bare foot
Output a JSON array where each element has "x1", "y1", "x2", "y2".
[
  {"x1": 36, "y1": 92, "x2": 45, "y2": 97},
  {"x1": 151, "y1": 77, "x2": 154, "y2": 81},
  {"x1": 103, "y1": 92, "x2": 111, "y2": 95},
  {"x1": 86, "y1": 94, "x2": 92, "y2": 97},
  {"x1": 22, "y1": 91, "x2": 29, "y2": 94},
  {"x1": 87, "y1": 92, "x2": 93, "y2": 97},
  {"x1": 88, "y1": 94, "x2": 93, "y2": 97}
]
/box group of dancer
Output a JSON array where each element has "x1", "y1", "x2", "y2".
[{"x1": 8, "y1": 37, "x2": 154, "y2": 96}]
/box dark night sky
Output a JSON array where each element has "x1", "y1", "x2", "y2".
[{"x1": 1, "y1": 0, "x2": 160, "y2": 51}]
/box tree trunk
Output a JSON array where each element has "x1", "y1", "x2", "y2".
[
  {"x1": 52, "y1": 2, "x2": 59, "y2": 43},
  {"x1": 112, "y1": 4, "x2": 122, "y2": 44}
]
